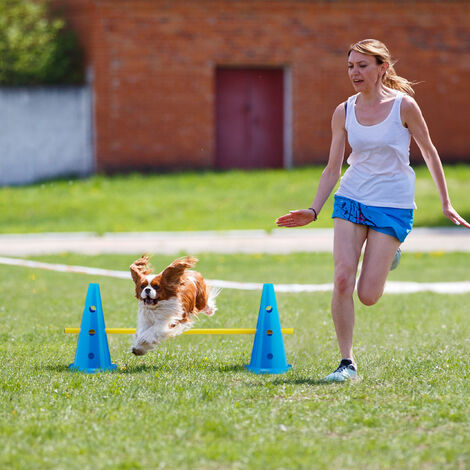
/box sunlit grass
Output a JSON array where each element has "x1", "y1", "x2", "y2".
[
  {"x1": 0, "y1": 253, "x2": 469, "y2": 469},
  {"x1": 0, "y1": 164, "x2": 468, "y2": 233}
]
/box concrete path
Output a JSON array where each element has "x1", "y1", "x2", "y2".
[{"x1": 0, "y1": 227, "x2": 469, "y2": 255}]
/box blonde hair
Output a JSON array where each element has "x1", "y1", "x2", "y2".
[{"x1": 348, "y1": 39, "x2": 416, "y2": 96}]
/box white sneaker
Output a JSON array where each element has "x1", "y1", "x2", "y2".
[
  {"x1": 390, "y1": 248, "x2": 401, "y2": 271},
  {"x1": 324, "y1": 359, "x2": 357, "y2": 383}
]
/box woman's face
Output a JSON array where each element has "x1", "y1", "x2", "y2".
[{"x1": 348, "y1": 50, "x2": 387, "y2": 93}]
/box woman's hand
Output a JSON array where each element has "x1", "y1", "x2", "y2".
[
  {"x1": 276, "y1": 209, "x2": 316, "y2": 228},
  {"x1": 403, "y1": 97, "x2": 470, "y2": 231},
  {"x1": 443, "y1": 203, "x2": 470, "y2": 229}
]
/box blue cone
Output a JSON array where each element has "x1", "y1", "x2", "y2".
[
  {"x1": 69, "y1": 283, "x2": 117, "y2": 373},
  {"x1": 245, "y1": 283, "x2": 292, "y2": 374}
]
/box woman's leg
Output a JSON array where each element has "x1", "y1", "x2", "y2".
[
  {"x1": 357, "y1": 229, "x2": 401, "y2": 306},
  {"x1": 331, "y1": 218, "x2": 368, "y2": 361}
]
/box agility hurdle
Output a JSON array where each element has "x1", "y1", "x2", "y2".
[
  {"x1": 66, "y1": 282, "x2": 293, "y2": 374},
  {"x1": 65, "y1": 328, "x2": 294, "y2": 335}
]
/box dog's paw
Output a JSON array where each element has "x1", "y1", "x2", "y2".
[
  {"x1": 131, "y1": 346, "x2": 147, "y2": 356},
  {"x1": 202, "y1": 305, "x2": 216, "y2": 316}
]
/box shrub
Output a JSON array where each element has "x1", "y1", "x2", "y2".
[{"x1": 0, "y1": 0, "x2": 84, "y2": 85}]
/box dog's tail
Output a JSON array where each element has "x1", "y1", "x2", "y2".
[{"x1": 203, "y1": 285, "x2": 222, "y2": 316}]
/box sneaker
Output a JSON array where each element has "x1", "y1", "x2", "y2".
[
  {"x1": 390, "y1": 247, "x2": 401, "y2": 271},
  {"x1": 324, "y1": 359, "x2": 357, "y2": 383}
]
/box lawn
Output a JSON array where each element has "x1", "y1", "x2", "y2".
[
  {"x1": 0, "y1": 164, "x2": 469, "y2": 233},
  {"x1": 1, "y1": 252, "x2": 469, "y2": 469}
]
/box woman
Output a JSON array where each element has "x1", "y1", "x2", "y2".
[{"x1": 276, "y1": 39, "x2": 470, "y2": 382}]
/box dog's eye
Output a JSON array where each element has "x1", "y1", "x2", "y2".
[{"x1": 151, "y1": 284, "x2": 160, "y2": 290}]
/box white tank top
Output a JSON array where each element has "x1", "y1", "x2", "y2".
[{"x1": 336, "y1": 91, "x2": 416, "y2": 209}]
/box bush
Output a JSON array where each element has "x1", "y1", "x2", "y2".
[{"x1": 0, "y1": 0, "x2": 84, "y2": 85}]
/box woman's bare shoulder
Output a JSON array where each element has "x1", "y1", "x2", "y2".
[
  {"x1": 400, "y1": 93, "x2": 429, "y2": 132},
  {"x1": 401, "y1": 94, "x2": 420, "y2": 112},
  {"x1": 332, "y1": 101, "x2": 347, "y2": 118},
  {"x1": 331, "y1": 101, "x2": 347, "y2": 131}
]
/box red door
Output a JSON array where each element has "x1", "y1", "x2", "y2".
[{"x1": 216, "y1": 68, "x2": 284, "y2": 169}]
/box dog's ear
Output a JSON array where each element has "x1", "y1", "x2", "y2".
[
  {"x1": 130, "y1": 255, "x2": 152, "y2": 284},
  {"x1": 160, "y1": 256, "x2": 198, "y2": 285}
]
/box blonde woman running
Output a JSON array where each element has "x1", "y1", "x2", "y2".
[{"x1": 276, "y1": 39, "x2": 470, "y2": 382}]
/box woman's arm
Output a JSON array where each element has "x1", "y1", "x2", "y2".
[
  {"x1": 276, "y1": 103, "x2": 347, "y2": 227},
  {"x1": 403, "y1": 96, "x2": 470, "y2": 229}
]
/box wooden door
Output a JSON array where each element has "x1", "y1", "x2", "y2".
[{"x1": 216, "y1": 68, "x2": 284, "y2": 169}]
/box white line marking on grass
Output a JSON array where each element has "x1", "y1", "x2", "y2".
[
  {"x1": 0, "y1": 256, "x2": 129, "y2": 279},
  {"x1": 0, "y1": 256, "x2": 469, "y2": 294}
]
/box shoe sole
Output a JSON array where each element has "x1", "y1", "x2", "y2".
[
  {"x1": 390, "y1": 248, "x2": 401, "y2": 271},
  {"x1": 323, "y1": 372, "x2": 358, "y2": 383}
]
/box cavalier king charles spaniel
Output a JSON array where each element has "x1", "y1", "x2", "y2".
[{"x1": 130, "y1": 255, "x2": 219, "y2": 356}]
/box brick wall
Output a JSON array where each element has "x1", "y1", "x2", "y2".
[{"x1": 56, "y1": 1, "x2": 470, "y2": 171}]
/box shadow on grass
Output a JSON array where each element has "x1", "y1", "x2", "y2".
[
  {"x1": 215, "y1": 363, "x2": 334, "y2": 386},
  {"x1": 40, "y1": 362, "x2": 158, "y2": 374},
  {"x1": 116, "y1": 362, "x2": 249, "y2": 374},
  {"x1": 215, "y1": 364, "x2": 247, "y2": 373},
  {"x1": 272, "y1": 376, "x2": 333, "y2": 386},
  {"x1": 246, "y1": 376, "x2": 332, "y2": 387},
  {"x1": 41, "y1": 364, "x2": 73, "y2": 373},
  {"x1": 118, "y1": 364, "x2": 159, "y2": 374},
  {"x1": 45, "y1": 362, "x2": 340, "y2": 386}
]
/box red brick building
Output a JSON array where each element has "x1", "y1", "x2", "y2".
[{"x1": 55, "y1": 1, "x2": 470, "y2": 172}]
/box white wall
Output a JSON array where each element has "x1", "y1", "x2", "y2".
[{"x1": 0, "y1": 86, "x2": 94, "y2": 186}]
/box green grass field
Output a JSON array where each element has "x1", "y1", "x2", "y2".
[
  {"x1": 1, "y1": 253, "x2": 469, "y2": 469},
  {"x1": 0, "y1": 164, "x2": 469, "y2": 233}
]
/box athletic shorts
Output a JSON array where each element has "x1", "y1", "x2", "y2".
[{"x1": 332, "y1": 195, "x2": 414, "y2": 242}]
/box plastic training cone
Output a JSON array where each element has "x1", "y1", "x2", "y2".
[
  {"x1": 245, "y1": 283, "x2": 292, "y2": 374},
  {"x1": 69, "y1": 283, "x2": 117, "y2": 373}
]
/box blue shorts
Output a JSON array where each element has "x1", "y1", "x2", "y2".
[{"x1": 332, "y1": 195, "x2": 413, "y2": 242}]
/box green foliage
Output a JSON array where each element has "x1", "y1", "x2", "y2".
[{"x1": 0, "y1": 0, "x2": 83, "y2": 85}]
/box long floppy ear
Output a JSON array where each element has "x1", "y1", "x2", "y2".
[
  {"x1": 129, "y1": 255, "x2": 152, "y2": 284},
  {"x1": 160, "y1": 256, "x2": 198, "y2": 285}
]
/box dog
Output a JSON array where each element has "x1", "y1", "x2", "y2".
[{"x1": 129, "y1": 255, "x2": 219, "y2": 356}]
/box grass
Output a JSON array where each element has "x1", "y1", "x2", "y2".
[
  {"x1": 0, "y1": 164, "x2": 469, "y2": 233},
  {"x1": 1, "y1": 252, "x2": 469, "y2": 469}
]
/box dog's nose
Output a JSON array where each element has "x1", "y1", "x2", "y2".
[{"x1": 144, "y1": 287, "x2": 151, "y2": 294}]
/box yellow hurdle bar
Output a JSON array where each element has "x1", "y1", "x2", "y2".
[{"x1": 64, "y1": 327, "x2": 294, "y2": 335}]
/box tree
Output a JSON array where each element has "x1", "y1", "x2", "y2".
[{"x1": 0, "y1": 0, "x2": 84, "y2": 85}]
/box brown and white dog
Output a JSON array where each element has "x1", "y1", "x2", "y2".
[{"x1": 129, "y1": 255, "x2": 219, "y2": 356}]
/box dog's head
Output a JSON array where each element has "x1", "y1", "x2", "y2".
[{"x1": 130, "y1": 255, "x2": 198, "y2": 306}]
